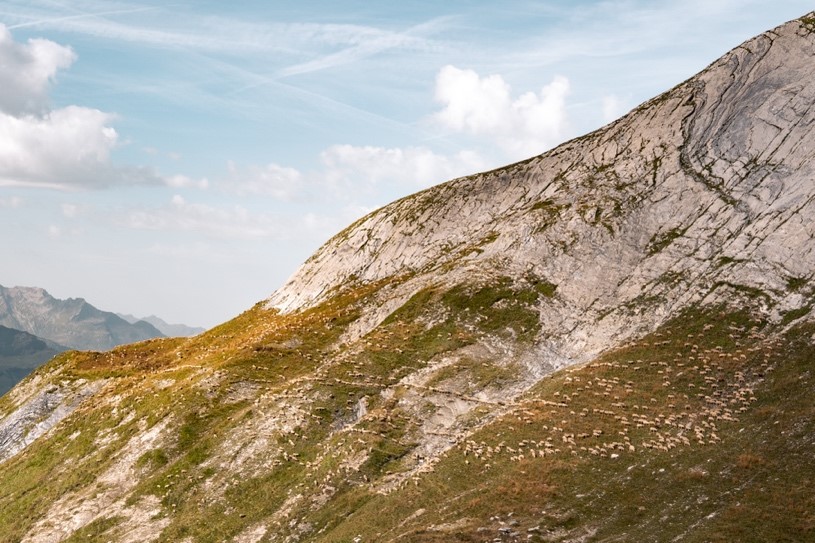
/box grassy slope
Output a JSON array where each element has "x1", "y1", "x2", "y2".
[
  {"x1": 0, "y1": 278, "x2": 811, "y2": 543},
  {"x1": 320, "y1": 309, "x2": 814, "y2": 542}
]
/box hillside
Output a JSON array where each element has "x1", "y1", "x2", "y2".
[
  {"x1": 0, "y1": 13, "x2": 813, "y2": 543},
  {"x1": 0, "y1": 285, "x2": 164, "y2": 351},
  {"x1": 0, "y1": 326, "x2": 65, "y2": 396}
]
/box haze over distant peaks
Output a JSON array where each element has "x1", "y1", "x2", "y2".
[
  {"x1": 0, "y1": 285, "x2": 164, "y2": 351},
  {"x1": 0, "y1": 325, "x2": 66, "y2": 396},
  {"x1": 117, "y1": 313, "x2": 205, "y2": 338}
]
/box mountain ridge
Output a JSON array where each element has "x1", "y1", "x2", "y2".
[
  {"x1": 116, "y1": 313, "x2": 205, "y2": 337},
  {"x1": 0, "y1": 285, "x2": 165, "y2": 351},
  {"x1": 0, "y1": 325, "x2": 66, "y2": 396},
  {"x1": 0, "y1": 12, "x2": 812, "y2": 543},
  {"x1": 267, "y1": 13, "x2": 815, "y2": 370}
]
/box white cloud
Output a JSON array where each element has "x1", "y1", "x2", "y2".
[
  {"x1": 222, "y1": 144, "x2": 486, "y2": 205},
  {"x1": 0, "y1": 105, "x2": 144, "y2": 188},
  {"x1": 0, "y1": 26, "x2": 168, "y2": 189},
  {"x1": 0, "y1": 25, "x2": 209, "y2": 190},
  {"x1": 433, "y1": 65, "x2": 571, "y2": 159},
  {"x1": 319, "y1": 144, "x2": 487, "y2": 192},
  {"x1": 226, "y1": 161, "x2": 304, "y2": 200},
  {"x1": 61, "y1": 203, "x2": 79, "y2": 218},
  {"x1": 601, "y1": 95, "x2": 626, "y2": 123},
  {"x1": 0, "y1": 195, "x2": 23, "y2": 208},
  {"x1": 0, "y1": 24, "x2": 76, "y2": 115},
  {"x1": 0, "y1": 25, "x2": 132, "y2": 189},
  {"x1": 165, "y1": 174, "x2": 209, "y2": 189},
  {"x1": 124, "y1": 195, "x2": 285, "y2": 240}
]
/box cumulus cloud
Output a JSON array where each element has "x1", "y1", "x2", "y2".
[
  {"x1": 0, "y1": 105, "x2": 136, "y2": 188},
  {"x1": 0, "y1": 24, "x2": 76, "y2": 116},
  {"x1": 433, "y1": 65, "x2": 571, "y2": 159},
  {"x1": 319, "y1": 144, "x2": 487, "y2": 192},
  {"x1": 0, "y1": 24, "x2": 174, "y2": 190}
]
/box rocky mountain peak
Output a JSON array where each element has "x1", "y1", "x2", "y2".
[{"x1": 267, "y1": 13, "x2": 815, "y2": 360}]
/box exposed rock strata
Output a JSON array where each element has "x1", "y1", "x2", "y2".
[
  {"x1": 269, "y1": 16, "x2": 815, "y2": 365},
  {"x1": 0, "y1": 377, "x2": 105, "y2": 462}
]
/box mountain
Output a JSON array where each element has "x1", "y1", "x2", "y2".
[
  {"x1": 0, "y1": 285, "x2": 165, "y2": 351},
  {"x1": 0, "y1": 13, "x2": 814, "y2": 543},
  {"x1": 117, "y1": 313, "x2": 205, "y2": 337},
  {"x1": 0, "y1": 325, "x2": 65, "y2": 396}
]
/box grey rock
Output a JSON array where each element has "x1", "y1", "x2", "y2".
[
  {"x1": 0, "y1": 378, "x2": 105, "y2": 463},
  {"x1": 268, "y1": 14, "x2": 815, "y2": 369}
]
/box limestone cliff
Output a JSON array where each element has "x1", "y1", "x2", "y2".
[{"x1": 269, "y1": 15, "x2": 815, "y2": 363}]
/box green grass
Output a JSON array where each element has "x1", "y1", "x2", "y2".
[
  {"x1": 0, "y1": 272, "x2": 812, "y2": 543},
  {"x1": 0, "y1": 403, "x2": 142, "y2": 541},
  {"x1": 529, "y1": 198, "x2": 568, "y2": 233},
  {"x1": 136, "y1": 448, "x2": 169, "y2": 470},
  {"x1": 426, "y1": 356, "x2": 519, "y2": 393},
  {"x1": 712, "y1": 281, "x2": 772, "y2": 304},
  {"x1": 647, "y1": 225, "x2": 688, "y2": 255},
  {"x1": 310, "y1": 307, "x2": 815, "y2": 542},
  {"x1": 716, "y1": 256, "x2": 745, "y2": 268},
  {"x1": 62, "y1": 516, "x2": 123, "y2": 543},
  {"x1": 781, "y1": 304, "x2": 811, "y2": 325},
  {"x1": 787, "y1": 276, "x2": 808, "y2": 292},
  {"x1": 441, "y1": 277, "x2": 543, "y2": 341}
]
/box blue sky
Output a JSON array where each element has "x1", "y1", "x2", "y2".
[{"x1": 0, "y1": 0, "x2": 811, "y2": 328}]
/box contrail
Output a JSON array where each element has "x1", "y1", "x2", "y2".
[{"x1": 5, "y1": 5, "x2": 159, "y2": 30}]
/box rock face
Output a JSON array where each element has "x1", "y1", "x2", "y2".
[
  {"x1": 269, "y1": 16, "x2": 815, "y2": 364},
  {"x1": 0, "y1": 13, "x2": 813, "y2": 543},
  {"x1": 0, "y1": 377, "x2": 104, "y2": 463},
  {"x1": 0, "y1": 285, "x2": 164, "y2": 351}
]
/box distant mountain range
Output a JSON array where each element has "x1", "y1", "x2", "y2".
[
  {"x1": 117, "y1": 313, "x2": 204, "y2": 337},
  {"x1": 0, "y1": 285, "x2": 164, "y2": 351},
  {"x1": 0, "y1": 325, "x2": 66, "y2": 396},
  {"x1": 0, "y1": 285, "x2": 202, "y2": 397}
]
